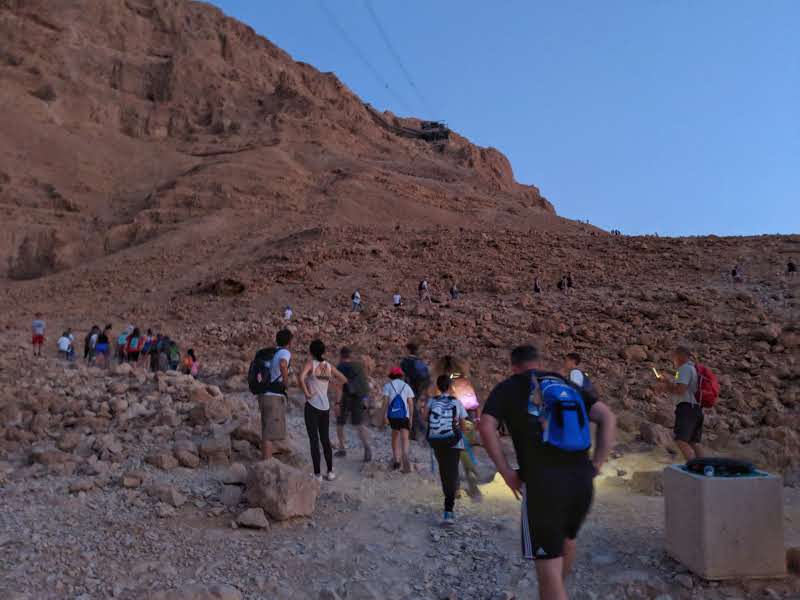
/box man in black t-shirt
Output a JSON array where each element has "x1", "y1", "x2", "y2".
[
  {"x1": 478, "y1": 345, "x2": 616, "y2": 600},
  {"x1": 335, "y1": 347, "x2": 372, "y2": 462}
]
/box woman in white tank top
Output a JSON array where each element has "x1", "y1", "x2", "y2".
[{"x1": 299, "y1": 339, "x2": 347, "y2": 481}]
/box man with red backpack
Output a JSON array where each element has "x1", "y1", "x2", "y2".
[{"x1": 655, "y1": 345, "x2": 718, "y2": 461}]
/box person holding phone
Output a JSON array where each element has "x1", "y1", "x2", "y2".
[{"x1": 654, "y1": 345, "x2": 704, "y2": 461}]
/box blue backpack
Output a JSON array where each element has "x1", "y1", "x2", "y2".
[
  {"x1": 528, "y1": 372, "x2": 591, "y2": 452},
  {"x1": 387, "y1": 381, "x2": 408, "y2": 419}
]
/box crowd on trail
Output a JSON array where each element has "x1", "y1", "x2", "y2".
[
  {"x1": 29, "y1": 284, "x2": 732, "y2": 600},
  {"x1": 301, "y1": 260, "x2": 798, "y2": 316},
  {"x1": 243, "y1": 318, "x2": 725, "y2": 600},
  {"x1": 31, "y1": 314, "x2": 200, "y2": 377}
]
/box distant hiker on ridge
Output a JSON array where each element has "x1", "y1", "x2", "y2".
[
  {"x1": 351, "y1": 290, "x2": 363, "y2": 312},
  {"x1": 31, "y1": 313, "x2": 46, "y2": 357},
  {"x1": 419, "y1": 279, "x2": 431, "y2": 303},
  {"x1": 393, "y1": 290, "x2": 403, "y2": 308}
]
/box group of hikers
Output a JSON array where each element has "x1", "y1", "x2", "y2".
[
  {"x1": 29, "y1": 302, "x2": 724, "y2": 599},
  {"x1": 247, "y1": 327, "x2": 723, "y2": 599},
  {"x1": 732, "y1": 260, "x2": 798, "y2": 284},
  {"x1": 347, "y1": 280, "x2": 461, "y2": 313},
  {"x1": 31, "y1": 314, "x2": 199, "y2": 377}
]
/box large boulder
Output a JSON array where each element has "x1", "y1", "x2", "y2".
[
  {"x1": 188, "y1": 386, "x2": 232, "y2": 425},
  {"x1": 200, "y1": 436, "x2": 232, "y2": 465},
  {"x1": 639, "y1": 422, "x2": 673, "y2": 448},
  {"x1": 245, "y1": 459, "x2": 320, "y2": 521},
  {"x1": 621, "y1": 345, "x2": 648, "y2": 362}
]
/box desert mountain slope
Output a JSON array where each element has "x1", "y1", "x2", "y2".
[{"x1": 0, "y1": 0, "x2": 562, "y2": 280}]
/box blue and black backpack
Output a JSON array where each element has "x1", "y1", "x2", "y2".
[
  {"x1": 426, "y1": 395, "x2": 462, "y2": 449},
  {"x1": 528, "y1": 372, "x2": 591, "y2": 452}
]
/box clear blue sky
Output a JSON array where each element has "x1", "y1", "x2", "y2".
[{"x1": 209, "y1": 0, "x2": 799, "y2": 236}]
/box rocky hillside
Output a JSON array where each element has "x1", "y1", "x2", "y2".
[{"x1": 0, "y1": 0, "x2": 560, "y2": 280}]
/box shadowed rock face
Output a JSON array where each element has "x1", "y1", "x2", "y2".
[{"x1": 0, "y1": 0, "x2": 558, "y2": 280}]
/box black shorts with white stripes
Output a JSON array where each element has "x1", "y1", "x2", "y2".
[{"x1": 521, "y1": 461, "x2": 595, "y2": 560}]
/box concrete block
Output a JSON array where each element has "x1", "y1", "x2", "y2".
[{"x1": 664, "y1": 464, "x2": 785, "y2": 579}]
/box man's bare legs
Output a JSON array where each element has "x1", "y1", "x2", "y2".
[
  {"x1": 562, "y1": 539, "x2": 577, "y2": 580},
  {"x1": 336, "y1": 424, "x2": 346, "y2": 452},
  {"x1": 535, "y1": 558, "x2": 568, "y2": 600},
  {"x1": 676, "y1": 440, "x2": 696, "y2": 461},
  {"x1": 261, "y1": 439, "x2": 273, "y2": 461}
]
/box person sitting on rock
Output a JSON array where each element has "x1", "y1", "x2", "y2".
[
  {"x1": 383, "y1": 366, "x2": 415, "y2": 473},
  {"x1": 283, "y1": 305, "x2": 293, "y2": 321},
  {"x1": 392, "y1": 290, "x2": 403, "y2": 308},
  {"x1": 449, "y1": 283, "x2": 460, "y2": 300},
  {"x1": 788, "y1": 260, "x2": 797, "y2": 278},
  {"x1": 533, "y1": 277, "x2": 542, "y2": 294}
]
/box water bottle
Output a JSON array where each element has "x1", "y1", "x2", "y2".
[{"x1": 703, "y1": 465, "x2": 715, "y2": 477}]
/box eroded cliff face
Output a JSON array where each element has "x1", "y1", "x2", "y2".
[{"x1": 0, "y1": 0, "x2": 556, "y2": 279}]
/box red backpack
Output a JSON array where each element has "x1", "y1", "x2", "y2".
[{"x1": 695, "y1": 363, "x2": 720, "y2": 408}]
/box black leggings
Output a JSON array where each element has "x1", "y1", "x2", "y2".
[
  {"x1": 434, "y1": 447, "x2": 462, "y2": 512},
  {"x1": 304, "y1": 403, "x2": 333, "y2": 476}
]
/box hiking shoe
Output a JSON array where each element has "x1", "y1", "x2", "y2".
[
  {"x1": 324, "y1": 471, "x2": 337, "y2": 481},
  {"x1": 441, "y1": 511, "x2": 455, "y2": 526},
  {"x1": 334, "y1": 449, "x2": 347, "y2": 458},
  {"x1": 363, "y1": 447, "x2": 372, "y2": 463},
  {"x1": 401, "y1": 457, "x2": 411, "y2": 474}
]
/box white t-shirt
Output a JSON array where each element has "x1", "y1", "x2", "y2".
[
  {"x1": 57, "y1": 336, "x2": 71, "y2": 352},
  {"x1": 269, "y1": 348, "x2": 291, "y2": 385},
  {"x1": 352, "y1": 291, "x2": 361, "y2": 304},
  {"x1": 305, "y1": 360, "x2": 332, "y2": 411},
  {"x1": 383, "y1": 379, "x2": 414, "y2": 419},
  {"x1": 427, "y1": 395, "x2": 468, "y2": 449},
  {"x1": 569, "y1": 369, "x2": 585, "y2": 387},
  {"x1": 89, "y1": 333, "x2": 99, "y2": 348},
  {"x1": 284, "y1": 308, "x2": 293, "y2": 321},
  {"x1": 393, "y1": 293, "x2": 402, "y2": 305}
]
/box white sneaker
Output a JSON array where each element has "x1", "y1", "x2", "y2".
[
  {"x1": 324, "y1": 471, "x2": 337, "y2": 481},
  {"x1": 313, "y1": 474, "x2": 323, "y2": 482}
]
